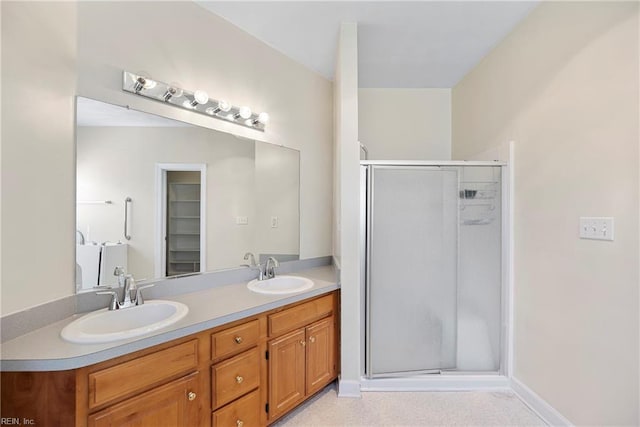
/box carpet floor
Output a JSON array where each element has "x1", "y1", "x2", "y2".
[{"x1": 273, "y1": 383, "x2": 546, "y2": 426}]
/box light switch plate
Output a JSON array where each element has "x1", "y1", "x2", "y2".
[
  {"x1": 579, "y1": 217, "x2": 614, "y2": 241},
  {"x1": 271, "y1": 216, "x2": 279, "y2": 228},
  {"x1": 236, "y1": 216, "x2": 248, "y2": 225}
]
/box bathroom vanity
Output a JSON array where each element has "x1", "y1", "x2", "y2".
[{"x1": 1, "y1": 268, "x2": 339, "y2": 427}]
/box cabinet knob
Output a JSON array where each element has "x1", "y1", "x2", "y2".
[
  {"x1": 309, "y1": 336, "x2": 316, "y2": 343},
  {"x1": 299, "y1": 340, "x2": 306, "y2": 347},
  {"x1": 236, "y1": 420, "x2": 244, "y2": 427},
  {"x1": 234, "y1": 336, "x2": 243, "y2": 344},
  {"x1": 236, "y1": 375, "x2": 244, "y2": 384},
  {"x1": 187, "y1": 391, "x2": 196, "y2": 401}
]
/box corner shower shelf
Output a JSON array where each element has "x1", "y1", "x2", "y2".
[{"x1": 459, "y1": 181, "x2": 499, "y2": 225}]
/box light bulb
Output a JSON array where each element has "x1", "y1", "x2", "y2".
[
  {"x1": 258, "y1": 112, "x2": 269, "y2": 124},
  {"x1": 133, "y1": 74, "x2": 156, "y2": 92},
  {"x1": 234, "y1": 106, "x2": 252, "y2": 120},
  {"x1": 194, "y1": 90, "x2": 209, "y2": 104},
  {"x1": 239, "y1": 106, "x2": 252, "y2": 119},
  {"x1": 206, "y1": 100, "x2": 232, "y2": 115},
  {"x1": 251, "y1": 112, "x2": 270, "y2": 127},
  {"x1": 218, "y1": 100, "x2": 231, "y2": 112},
  {"x1": 162, "y1": 84, "x2": 183, "y2": 102},
  {"x1": 188, "y1": 90, "x2": 208, "y2": 108},
  {"x1": 143, "y1": 79, "x2": 157, "y2": 89},
  {"x1": 245, "y1": 119, "x2": 254, "y2": 126}
]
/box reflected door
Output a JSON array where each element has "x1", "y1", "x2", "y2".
[
  {"x1": 367, "y1": 166, "x2": 458, "y2": 376},
  {"x1": 158, "y1": 165, "x2": 206, "y2": 278}
]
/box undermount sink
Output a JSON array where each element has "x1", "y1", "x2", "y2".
[
  {"x1": 247, "y1": 275, "x2": 314, "y2": 295},
  {"x1": 61, "y1": 300, "x2": 189, "y2": 344}
]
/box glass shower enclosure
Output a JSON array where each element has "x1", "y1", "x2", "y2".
[{"x1": 363, "y1": 163, "x2": 503, "y2": 377}]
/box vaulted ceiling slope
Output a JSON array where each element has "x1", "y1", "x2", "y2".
[{"x1": 197, "y1": 1, "x2": 539, "y2": 88}]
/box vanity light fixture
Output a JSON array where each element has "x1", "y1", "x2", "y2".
[{"x1": 122, "y1": 71, "x2": 268, "y2": 131}]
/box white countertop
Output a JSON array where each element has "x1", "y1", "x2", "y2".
[{"x1": 0, "y1": 266, "x2": 339, "y2": 372}]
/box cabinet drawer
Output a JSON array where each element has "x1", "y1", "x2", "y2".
[
  {"x1": 212, "y1": 389, "x2": 260, "y2": 427},
  {"x1": 89, "y1": 340, "x2": 198, "y2": 409},
  {"x1": 88, "y1": 372, "x2": 199, "y2": 427},
  {"x1": 212, "y1": 348, "x2": 260, "y2": 408},
  {"x1": 269, "y1": 294, "x2": 334, "y2": 337},
  {"x1": 212, "y1": 319, "x2": 259, "y2": 360}
]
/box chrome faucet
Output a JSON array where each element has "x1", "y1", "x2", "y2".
[
  {"x1": 243, "y1": 252, "x2": 264, "y2": 280},
  {"x1": 264, "y1": 257, "x2": 279, "y2": 279},
  {"x1": 97, "y1": 266, "x2": 154, "y2": 310}
]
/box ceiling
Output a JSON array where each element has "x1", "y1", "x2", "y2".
[{"x1": 197, "y1": 1, "x2": 539, "y2": 88}]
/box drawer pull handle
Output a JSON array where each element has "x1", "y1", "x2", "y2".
[
  {"x1": 300, "y1": 340, "x2": 306, "y2": 347},
  {"x1": 234, "y1": 336, "x2": 243, "y2": 344},
  {"x1": 236, "y1": 375, "x2": 244, "y2": 384},
  {"x1": 309, "y1": 336, "x2": 316, "y2": 343},
  {"x1": 236, "y1": 420, "x2": 244, "y2": 427},
  {"x1": 187, "y1": 391, "x2": 197, "y2": 401}
]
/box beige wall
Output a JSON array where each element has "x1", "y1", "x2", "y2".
[
  {"x1": 452, "y1": 2, "x2": 639, "y2": 425},
  {"x1": 359, "y1": 88, "x2": 451, "y2": 160},
  {"x1": 1, "y1": 2, "x2": 78, "y2": 315},
  {"x1": 1, "y1": 1, "x2": 333, "y2": 315},
  {"x1": 254, "y1": 142, "x2": 300, "y2": 259},
  {"x1": 335, "y1": 23, "x2": 362, "y2": 396}
]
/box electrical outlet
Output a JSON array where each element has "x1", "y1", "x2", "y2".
[
  {"x1": 236, "y1": 216, "x2": 248, "y2": 225},
  {"x1": 579, "y1": 217, "x2": 614, "y2": 241},
  {"x1": 271, "y1": 216, "x2": 278, "y2": 228}
]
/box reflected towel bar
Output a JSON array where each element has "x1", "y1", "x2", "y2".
[{"x1": 124, "y1": 197, "x2": 132, "y2": 240}]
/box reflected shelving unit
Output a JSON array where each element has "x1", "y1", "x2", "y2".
[{"x1": 167, "y1": 181, "x2": 201, "y2": 276}]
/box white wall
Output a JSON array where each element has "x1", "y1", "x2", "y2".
[
  {"x1": 358, "y1": 89, "x2": 451, "y2": 160},
  {"x1": 452, "y1": 2, "x2": 639, "y2": 424},
  {"x1": 1, "y1": 1, "x2": 333, "y2": 315}
]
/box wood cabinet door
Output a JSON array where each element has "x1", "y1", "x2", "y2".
[
  {"x1": 268, "y1": 328, "x2": 306, "y2": 420},
  {"x1": 88, "y1": 373, "x2": 199, "y2": 427},
  {"x1": 305, "y1": 316, "x2": 336, "y2": 396}
]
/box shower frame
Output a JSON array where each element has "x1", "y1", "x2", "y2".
[{"x1": 359, "y1": 160, "x2": 512, "y2": 391}]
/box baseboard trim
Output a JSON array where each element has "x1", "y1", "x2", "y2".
[
  {"x1": 360, "y1": 374, "x2": 510, "y2": 391},
  {"x1": 337, "y1": 378, "x2": 362, "y2": 398},
  {"x1": 511, "y1": 377, "x2": 572, "y2": 426}
]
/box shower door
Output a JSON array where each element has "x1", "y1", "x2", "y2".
[{"x1": 366, "y1": 166, "x2": 458, "y2": 377}]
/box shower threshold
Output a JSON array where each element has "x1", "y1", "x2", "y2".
[{"x1": 360, "y1": 373, "x2": 509, "y2": 392}]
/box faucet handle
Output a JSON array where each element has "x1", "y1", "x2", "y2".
[
  {"x1": 265, "y1": 257, "x2": 280, "y2": 279},
  {"x1": 243, "y1": 252, "x2": 258, "y2": 267},
  {"x1": 97, "y1": 290, "x2": 119, "y2": 310},
  {"x1": 113, "y1": 266, "x2": 126, "y2": 276},
  {"x1": 135, "y1": 284, "x2": 155, "y2": 305}
]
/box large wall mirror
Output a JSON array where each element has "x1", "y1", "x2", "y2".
[{"x1": 75, "y1": 97, "x2": 300, "y2": 292}]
